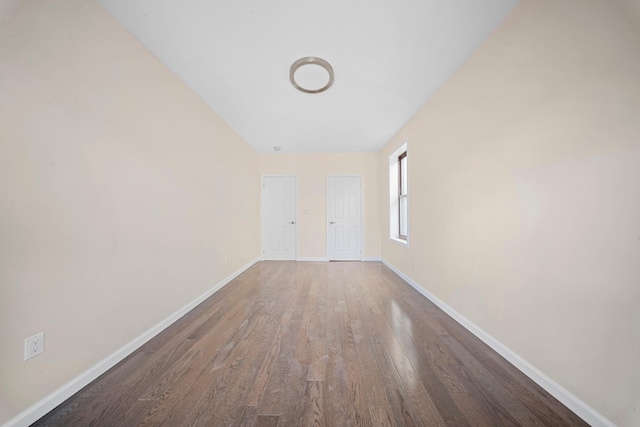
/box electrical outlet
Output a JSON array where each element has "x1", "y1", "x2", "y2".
[{"x1": 25, "y1": 332, "x2": 45, "y2": 361}]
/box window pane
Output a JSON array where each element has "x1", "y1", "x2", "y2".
[
  {"x1": 400, "y1": 154, "x2": 407, "y2": 195},
  {"x1": 399, "y1": 196, "x2": 408, "y2": 238}
]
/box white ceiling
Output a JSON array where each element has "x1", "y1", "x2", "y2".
[{"x1": 97, "y1": 0, "x2": 519, "y2": 153}]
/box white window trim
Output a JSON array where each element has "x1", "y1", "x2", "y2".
[{"x1": 389, "y1": 142, "x2": 408, "y2": 247}]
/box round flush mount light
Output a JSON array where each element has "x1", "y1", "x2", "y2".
[{"x1": 289, "y1": 57, "x2": 334, "y2": 94}]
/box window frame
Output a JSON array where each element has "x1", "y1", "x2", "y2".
[
  {"x1": 388, "y1": 142, "x2": 408, "y2": 247},
  {"x1": 398, "y1": 150, "x2": 408, "y2": 241}
]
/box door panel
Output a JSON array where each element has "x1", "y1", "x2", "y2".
[
  {"x1": 328, "y1": 176, "x2": 362, "y2": 260},
  {"x1": 263, "y1": 176, "x2": 296, "y2": 260}
]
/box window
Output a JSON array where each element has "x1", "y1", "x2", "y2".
[
  {"x1": 389, "y1": 142, "x2": 408, "y2": 246},
  {"x1": 398, "y1": 151, "x2": 408, "y2": 240}
]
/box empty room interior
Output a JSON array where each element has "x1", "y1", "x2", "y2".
[{"x1": 1, "y1": 0, "x2": 639, "y2": 426}]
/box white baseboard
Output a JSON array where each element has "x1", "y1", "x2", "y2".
[
  {"x1": 380, "y1": 259, "x2": 616, "y2": 427},
  {"x1": 296, "y1": 257, "x2": 329, "y2": 262},
  {"x1": 3, "y1": 258, "x2": 261, "y2": 427},
  {"x1": 295, "y1": 257, "x2": 381, "y2": 262}
]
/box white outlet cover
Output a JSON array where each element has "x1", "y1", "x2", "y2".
[{"x1": 24, "y1": 332, "x2": 45, "y2": 361}]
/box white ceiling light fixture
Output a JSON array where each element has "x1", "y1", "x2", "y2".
[{"x1": 289, "y1": 56, "x2": 334, "y2": 94}]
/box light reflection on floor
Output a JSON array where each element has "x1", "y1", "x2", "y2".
[{"x1": 391, "y1": 299, "x2": 418, "y2": 389}]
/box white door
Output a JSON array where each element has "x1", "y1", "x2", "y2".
[
  {"x1": 263, "y1": 176, "x2": 296, "y2": 260},
  {"x1": 328, "y1": 176, "x2": 362, "y2": 260}
]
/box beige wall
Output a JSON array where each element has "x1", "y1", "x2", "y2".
[
  {"x1": 380, "y1": 0, "x2": 640, "y2": 425},
  {"x1": 259, "y1": 153, "x2": 381, "y2": 260},
  {"x1": 0, "y1": 0, "x2": 260, "y2": 423}
]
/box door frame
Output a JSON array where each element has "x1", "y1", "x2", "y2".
[
  {"x1": 261, "y1": 175, "x2": 298, "y2": 260},
  {"x1": 326, "y1": 175, "x2": 364, "y2": 261}
]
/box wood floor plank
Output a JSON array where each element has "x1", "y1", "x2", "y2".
[
  {"x1": 256, "y1": 307, "x2": 301, "y2": 415},
  {"x1": 34, "y1": 261, "x2": 589, "y2": 427},
  {"x1": 321, "y1": 310, "x2": 351, "y2": 427},
  {"x1": 375, "y1": 324, "x2": 452, "y2": 426},
  {"x1": 452, "y1": 392, "x2": 503, "y2": 427},
  {"x1": 371, "y1": 335, "x2": 445, "y2": 427},
  {"x1": 177, "y1": 317, "x2": 275, "y2": 426},
  {"x1": 343, "y1": 318, "x2": 374, "y2": 426},
  {"x1": 389, "y1": 318, "x2": 473, "y2": 426},
  {"x1": 306, "y1": 337, "x2": 328, "y2": 381},
  {"x1": 255, "y1": 414, "x2": 279, "y2": 427},
  {"x1": 369, "y1": 405, "x2": 398, "y2": 427},
  {"x1": 31, "y1": 350, "x2": 152, "y2": 427},
  {"x1": 238, "y1": 406, "x2": 258, "y2": 426},
  {"x1": 273, "y1": 362, "x2": 309, "y2": 426},
  {"x1": 109, "y1": 297, "x2": 267, "y2": 425},
  {"x1": 301, "y1": 381, "x2": 325, "y2": 427},
  {"x1": 244, "y1": 309, "x2": 293, "y2": 406},
  {"x1": 71, "y1": 349, "x2": 180, "y2": 427}
]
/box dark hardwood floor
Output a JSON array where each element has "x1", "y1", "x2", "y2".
[{"x1": 33, "y1": 261, "x2": 588, "y2": 426}]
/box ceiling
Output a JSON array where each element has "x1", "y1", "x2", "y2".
[{"x1": 96, "y1": 0, "x2": 519, "y2": 153}]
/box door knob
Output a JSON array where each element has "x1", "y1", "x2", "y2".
[
  {"x1": 330, "y1": 221, "x2": 335, "y2": 224},
  {"x1": 290, "y1": 221, "x2": 295, "y2": 224}
]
